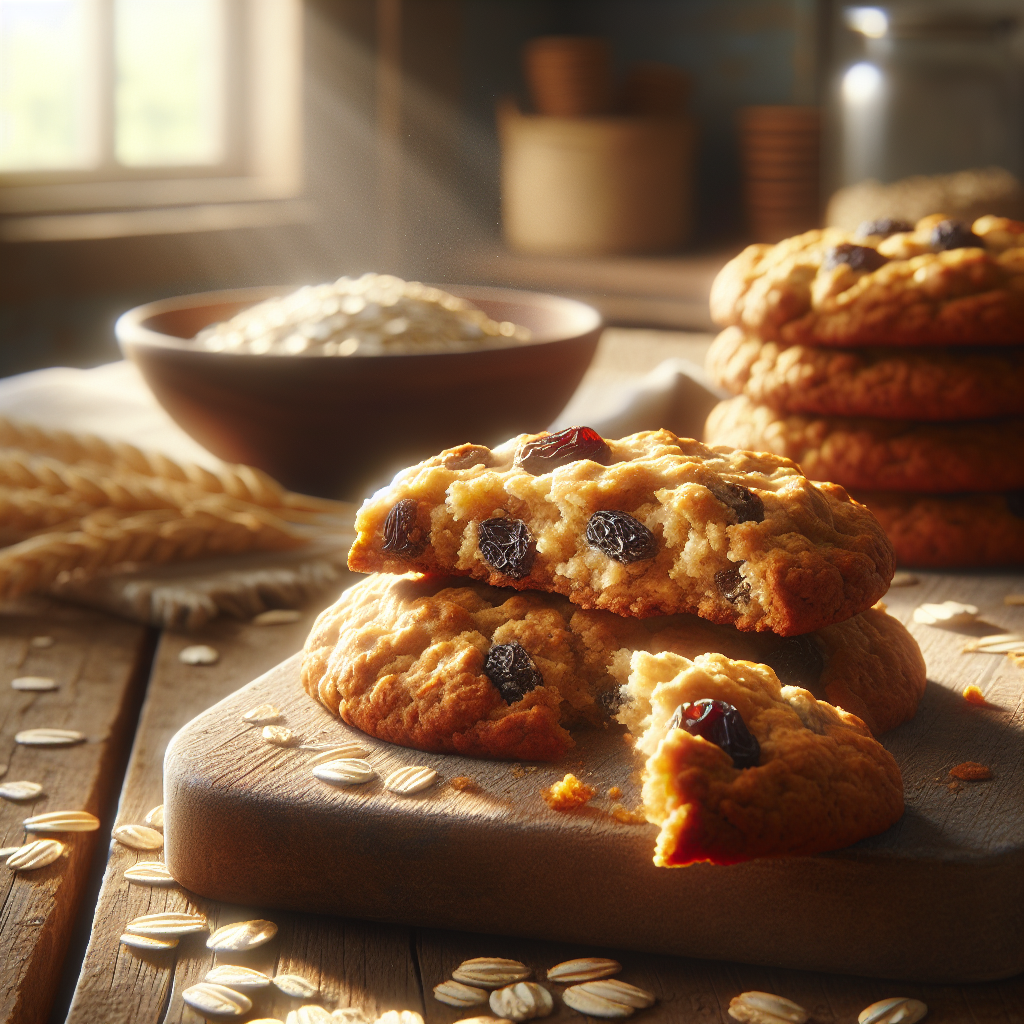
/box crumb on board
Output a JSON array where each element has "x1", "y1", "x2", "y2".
[
  {"x1": 1009, "y1": 652, "x2": 1024, "y2": 669},
  {"x1": 962, "y1": 684, "x2": 988, "y2": 706},
  {"x1": 949, "y1": 761, "x2": 993, "y2": 781},
  {"x1": 449, "y1": 776, "x2": 477, "y2": 792},
  {"x1": 542, "y1": 773, "x2": 596, "y2": 811},
  {"x1": 609, "y1": 803, "x2": 648, "y2": 825},
  {"x1": 608, "y1": 786, "x2": 622, "y2": 800},
  {"x1": 510, "y1": 765, "x2": 527, "y2": 779}
]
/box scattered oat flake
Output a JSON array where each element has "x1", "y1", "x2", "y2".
[
  {"x1": 0, "y1": 780, "x2": 44, "y2": 801},
  {"x1": 30, "y1": 635, "x2": 55, "y2": 648},
  {"x1": 144, "y1": 804, "x2": 164, "y2": 830},
  {"x1": 182, "y1": 983, "x2": 251, "y2": 1017},
  {"x1": 383, "y1": 765, "x2": 438, "y2": 795},
  {"x1": 243, "y1": 703, "x2": 282, "y2": 725},
  {"x1": 123, "y1": 861, "x2": 176, "y2": 886},
  {"x1": 949, "y1": 761, "x2": 992, "y2": 781},
  {"x1": 6, "y1": 839, "x2": 64, "y2": 871},
  {"x1": 1004, "y1": 594, "x2": 1024, "y2": 606},
  {"x1": 450, "y1": 776, "x2": 477, "y2": 792},
  {"x1": 858, "y1": 997, "x2": 927, "y2": 1024},
  {"x1": 11, "y1": 676, "x2": 58, "y2": 691},
  {"x1": 113, "y1": 824, "x2": 163, "y2": 851},
  {"x1": 253, "y1": 608, "x2": 301, "y2": 625},
  {"x1": 262, "y1": 725, "x2": 297, "y2": 747},
  {"x1": 963, "y1": 632, "x2": 1024, "y2": 654},
  {"x1": 24, "y1": 810, "x2": 99, "y2": 832},
  {"x1": 542, "y1": 773, "x2": 595, "y2": 811},
  {"x1": 206, "y1": 918, "x2": 278, "y2": 951},
  {"x1": 274, "y1": 973, "x2": 319, "y2": 998},
  {"x1": 962, "y1": 685, "x2": 989, "y2": 706},
  {"x1": 913, "y1": 601, "x2": 978, "y2": 626},
  {"x1": 120, "y1": 932, "x2": 178, "y2": 951},
  {"x1": 15, "y1": 728, "x2": 85, "y2": 746},
  {"x1": 179, "y1": 644, "x2": 219, "y2": 665}
]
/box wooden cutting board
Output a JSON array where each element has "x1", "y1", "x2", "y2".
[{"x1": 163, "y1": 571, "x2": 1023, "y2": 984}]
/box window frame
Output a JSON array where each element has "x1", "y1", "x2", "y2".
[{"x1": 0, "y1": 0, "x2": 303, "y2": 217}]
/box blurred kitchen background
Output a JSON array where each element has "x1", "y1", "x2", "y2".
[{"x1": 1, "y1": 0, "x2": 1022, "y2": 379}]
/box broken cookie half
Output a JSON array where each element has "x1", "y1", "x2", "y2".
[{"x1": 623, "y1": 651, "x2": 904, "y2": 866}]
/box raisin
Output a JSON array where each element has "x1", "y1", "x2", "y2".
[
  {"x1": 823, "y1": 243, "x2": 888, "y2": 273},
  {"x1": 855, "y1": 217, "x2": 913, "y2": 239},
  {"x1": 761, "y1": 635, "x2": 825, "y2": 687},
  {"x1": 443, "y1": 444, "x2": 493, "y2": 470},
  {"x1": 1007, "y1": 492, "x2": 1024, "y2": 519},
  {"x1": 514, "y1": 426, "x2": 610, "y2": 475},
  {"x1": 381, "y1": 498, "x2": 426, "y2": 556},
  {"x1": 477, "y1": 516, "x2": 534, "y2": 579},
  {"x1": 484, "y1": 642, "x2": 543, "y2": 703},
  {"x1": 711, "y1": 481, "x2": 764, "y2": 524},
  {"x1": 715, "y1": 565, "x2": 750, "y2": 604},
  {"x1": 931, "y1": 219, "x2": 982, "y2": 251},
  {"x1": 668, "y1": 699, "x2": 760, "y2": 768},
  {"x1": 585, "y1": 510, "x2": 657, "y2": 564}
]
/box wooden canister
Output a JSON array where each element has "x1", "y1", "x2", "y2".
[{"x1": 499, "y1": 102, "x2": 696, "y2": 256}]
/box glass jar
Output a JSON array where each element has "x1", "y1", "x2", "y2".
[{"x1": 827, "y1": 4, "x2": 1024, "y2": 189}]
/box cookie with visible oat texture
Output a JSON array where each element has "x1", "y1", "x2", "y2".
[
  {"x1": 300, "y1": 574, "x2": 924, "y2": 763},
  {"x1": 347, "y1": 427, "x2": 894, "y2": 637},
  {"x1": 628, "y1": 651, "x2": 904, "y2": 866},
  {"x1": 709, "y1": 214, "x2": 1023, "y2": 347},
  {"x1": 706, "y1": 326, "x2": 1024, "y2": 421}
]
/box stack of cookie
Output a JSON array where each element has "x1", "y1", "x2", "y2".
[
  {"x1": 703, "y1": 213, "x2": 1024, "y2": 566},
  {"x1": 301, "y1": 426, "x2": 927, "y2": 864}
]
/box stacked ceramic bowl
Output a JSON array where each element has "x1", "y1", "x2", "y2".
[
  {"x1": 738, "y1": 106, "x2": 820, "y2": 244},
  {"x1": 703, "y1": 213, "x2": 1024, "y2": 567}
]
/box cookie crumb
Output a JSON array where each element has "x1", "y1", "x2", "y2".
[
  {"x1": 510, "y1": 766, "x2": 527, "y2": 780},
  {"x1": 607, "y1": 786, "x2": 622, "y2": 799},
  {"x1": 949, "y1": 761, "x2": 993, "y2": 781},
  {"x1": 541, "y1": 773, "x2": 595, "y2": 811},
  {"x1": 962, "y1": 684, "x2": 988, "y2": 706},
  {"x1": 1009, "y1": 651, "x2": 1024, "y2": 669},
  {"x1": 609, "y1": 802, "x2": 647, "y2": 825},
  {"x1": 449, "y1": 776, "x2": 477, "y2": 792}
]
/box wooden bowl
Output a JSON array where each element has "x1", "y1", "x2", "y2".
[{"x1": 116, "y1": 284, "x2": 602, "y2": 499}]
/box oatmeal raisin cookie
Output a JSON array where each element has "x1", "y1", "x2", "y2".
[
  {"x1": 706, "y1": 326, "x2": 1024, "y2": 421},
  {"x1": 855, "y1": 491, "x2": 1024, "y2": 567},
  {"x1": 710, "y1": 214, "x2": 1023, "y2": 346},
  {"x1": 301, "y1": 574, "x2": 925, "y2": 762},
  {"x1": 630, "y1": 651, "x2": 904, "y2": 866},
  {"x1": 347, "y1": 427, "x2": 895, "y2": 636},
  {"x1": 705, "y1": 396, "x2": 1024, "y2": 493}
]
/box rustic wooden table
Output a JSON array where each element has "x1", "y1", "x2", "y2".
[{"x1": 1, "y1": 331, "x2": 1021, "y2": 1024}]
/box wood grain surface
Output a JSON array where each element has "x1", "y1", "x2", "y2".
[
  {"x1": 0, "y1": 597, "x2": 150, "y2": 1024},
  {"x1": 60, "y1": 570, "x2": 1024, "y2": 1024},
  {"x1": 161, "y1": 572, "x2": 1024, "y2": 984}
]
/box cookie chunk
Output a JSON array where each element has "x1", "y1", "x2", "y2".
[
  {"x1": 709, "y1": 214, "x2": 1024, "y2": 346},
  {"x1": 301, "y1": 575, "x2": 925, "y2": 761},
  {"x1": 705, "y1": 396, "x2": 1024, "y2": 493},
  {"x1": 348, "y1": 428, "x2": 895, "y2": 637},
  {"x1": 629, "y1": 651, "x2": 904, "y2": 866},
  {"x1": 856, "y1": 491, "x2": 1024, "y2": 567},
  {"x1": 706, "y1": 326, "x2": 1024, "y2": 421}
]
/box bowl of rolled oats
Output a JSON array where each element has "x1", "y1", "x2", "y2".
[{"x1": 116, "y1": 275, "x2": 602, "y2": 498}]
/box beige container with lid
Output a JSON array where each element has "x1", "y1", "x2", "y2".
[{"x1": 499, "y1": 101, "x2": 695, "y2": 256}]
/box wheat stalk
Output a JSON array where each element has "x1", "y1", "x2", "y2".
[
  {"x1": 0, "y1": 415, "x2": 348, "y2": 515},
  {"x1": 0, "y1": 505, "x2": 306, "y2": 600}
]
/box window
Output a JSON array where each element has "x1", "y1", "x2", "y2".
[{"x1": 0, "y1": 0, "x2": 303, "y2": 231}]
